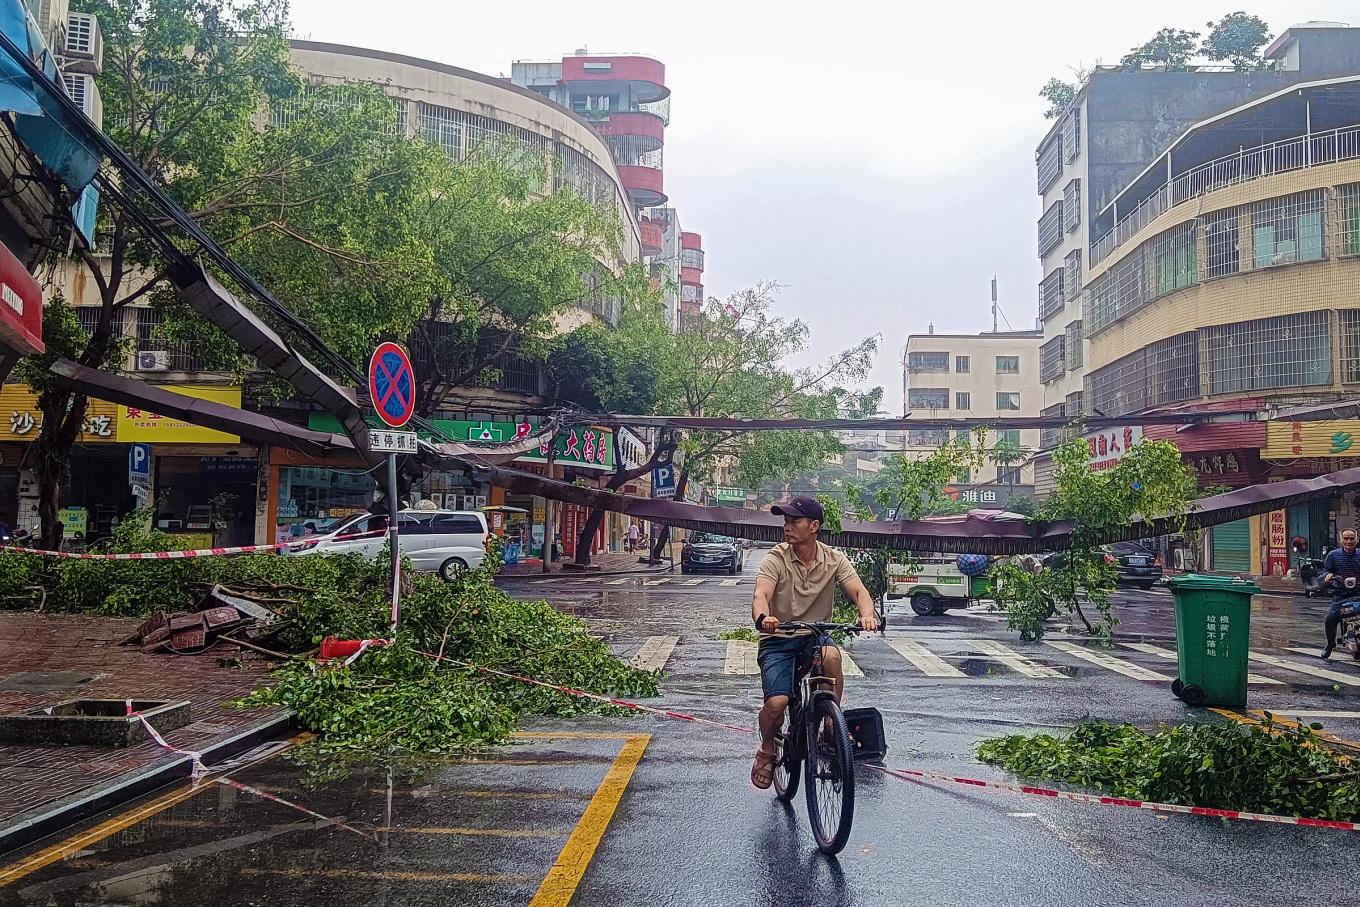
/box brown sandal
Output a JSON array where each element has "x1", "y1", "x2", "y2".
[{"x1": 751, "y1": 744, "x2": 777, "y2": 789}]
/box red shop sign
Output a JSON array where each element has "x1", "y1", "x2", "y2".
[{"x1": 0, "y1": 242, "x2": 42, "y2": 356}]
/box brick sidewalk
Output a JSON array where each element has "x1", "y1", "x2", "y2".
[{"x1": 0, "y1": 612, "x2": 284, "y2": 834}]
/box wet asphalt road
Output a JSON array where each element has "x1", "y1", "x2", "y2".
[{"x1": 4, "y1": 557, "x2": 1360, "y2": 906}]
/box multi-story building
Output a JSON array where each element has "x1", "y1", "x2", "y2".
[
  {"x1": 1034, "y1": 23, "x2": 1360, "y2": 575},
  {"x1": 511, "y1": 52, "x2": 705, "y2": 330},
  {"x1": 903, "y1": 329, "x2": 1043, "y2": 508}
]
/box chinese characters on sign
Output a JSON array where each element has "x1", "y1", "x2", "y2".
[
  {"x1": 1205, "y1": 613, "x2": 1230, "y2": 659},
  {"x1": 1267, "y1": 510, "x2": 1289, "y2": 576},
  {"x1": 1190, "y1": 452, "x2": 1241, "y2": 477},
  {"x1": 1263, "y1": 420, "x2": 1360, "y2": 458},
  {"x1": 1085, "y1": 425, "x2": 1144, "y2": 471},
  {"x1": 368, "y1": 430, "x2": 419, "y2": 453}
]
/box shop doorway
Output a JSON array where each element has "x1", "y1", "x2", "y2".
[{"x1": 156, "y1": 456, "x2": 258, "y2": 547}]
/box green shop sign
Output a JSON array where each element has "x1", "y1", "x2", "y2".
[
  {"x1": 714, "y1": 487, "x2": 747, "y2": 504},
  {"x1": 307, "y1": 414, "x2": 614, "y2": 471}
]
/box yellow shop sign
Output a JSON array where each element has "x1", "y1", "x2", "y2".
[
  {"x1": 0, "y1": 386, "x2": 118, "y2": 442},
  {"x1": 115, "y1": 386, "x2": 242, "y2": 443},
  {"x1": 1263, "y1": 419, "x2": 1360, "y2": 458}
]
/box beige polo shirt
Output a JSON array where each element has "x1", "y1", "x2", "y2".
[{"x1": 757, "y1": 541, "x2": 858, "y2": 627}]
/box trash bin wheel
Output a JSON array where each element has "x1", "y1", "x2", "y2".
[
  {"x1": 910, "y1": 593, "x2": 936, "y2": 617},
  {"x1": 1180, "y1": 684, "x2": 1206, "y2": 707},
  {"x1": 1170, "y1": 678, "x2": 1184, "y2": 698}
]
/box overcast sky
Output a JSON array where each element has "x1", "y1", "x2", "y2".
[{"x1": 289, "y1": 0, "x2": 1355, "y2": 414}]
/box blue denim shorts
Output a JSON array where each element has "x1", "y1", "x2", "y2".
[{"x1": 757, "y1": 633, "x2": 823, "y2": 700}]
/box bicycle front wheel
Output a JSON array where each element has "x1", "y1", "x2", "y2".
[
  {"x1": 804, "y1": 696, "x2": 855, "y2": 855},
  {"x1": 773, "y1": 707, "x2": 800, "y2": 803}
]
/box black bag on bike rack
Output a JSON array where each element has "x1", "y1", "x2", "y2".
[{"x1": 842, "y1": 707, "x2": 888, "y2": 762}]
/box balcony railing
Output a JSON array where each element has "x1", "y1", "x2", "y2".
[
  {"x1": 680, "y1": 248, "x2": 704, "y2": 270},
  {"x1": 1091, "y1": 122, "x2": 1360, "y2": 267}
]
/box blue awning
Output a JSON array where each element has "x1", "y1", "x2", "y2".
[{"x1": 0, "y1": 0, "x2": 42, "y2": 116}]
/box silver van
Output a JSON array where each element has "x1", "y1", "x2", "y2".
[{"x1": 286, "y1": 509, "x2": 489, "y2": 580}]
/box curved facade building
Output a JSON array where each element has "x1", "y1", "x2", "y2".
[
  {"x1": 680, "y1": 231, "x2": 704, "y2": 317},
  {"x1": 289, "y1": 40, "x2": 643, "y2": 310}
]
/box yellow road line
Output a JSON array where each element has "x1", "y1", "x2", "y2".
[
  {"x1": 240, "y1": 867, "x2": 536, "y2": 883},
  {"x1": 527, "y1": 734, "x2": 650, "y2": 907},
  {"x1": 1212, "y1": 708, "x2": 1359, "y2": 757},
  {"x1": 376, "y1": 826, "x2": 570, "y2": 836},
  {"x1": 0, "y1": 734, "x2": 309, "y2": 887}
]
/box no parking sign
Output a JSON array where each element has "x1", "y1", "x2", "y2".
[{"x1": 368, "y1": 342, "x2": 416, "y2": 428}]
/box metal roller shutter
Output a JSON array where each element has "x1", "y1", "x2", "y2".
[{"x1": 1212, "y1": 519, "x2": 1252, "y2": 574}]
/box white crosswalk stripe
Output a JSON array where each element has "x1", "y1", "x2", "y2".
[
  {"x1": 724, "y1": 639, "x2": 759, "y2": 674},
  {"x1": 1286, "y1": 646, "x2": 1360, "y2": 667},
  {"x1": 840, "y1": 651, "x2": 864, "y2": 677},
  {"x1": 719, "y1": 578, "x2": 740, "y2": 586},
  {"x1": 1120, "y1": 642, "x2": 1283, "y2": 685},
  {"x1": 968, "y1": 639, "x2": 1067, "y2": 678},
  {"x1": 886, "y1": 638, "x2": 966, "y2": 677},
  {"x1": 681, "y1": 578, "x2": 705, "y2": 586},
  {"x1": 1045, "y1": 641, "x2": 1172, "y2": 681},
  {"x1": 605, "y1": 578, "x2": 628, "y2": 585},
  {"x1": 630, "y1": 635, "x2": 679, "y2": 672},
  {"x1": 1249, "y1": 651, "x2": 1360, "y2": 686},
  {"x1": 644, "y1": 578, "x2": 671, "y2": 586}
]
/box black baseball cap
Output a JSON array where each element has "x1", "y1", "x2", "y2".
[{"x1": 771, "y1": 496, "x2": 824, "y2": 523}]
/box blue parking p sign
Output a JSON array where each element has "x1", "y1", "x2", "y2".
[
  {"x1": 652, "y1": 464, "x2": 676, "y2": 499},
  {"x1": 128, "y1": 443, "x2": 151, "y2": 477}
]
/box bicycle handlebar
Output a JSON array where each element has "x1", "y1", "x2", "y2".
[{"x1": 766, "y1": 620, "x2": 865, "y2": 634}]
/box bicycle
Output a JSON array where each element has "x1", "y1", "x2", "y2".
[{"x1": 765, "y1": 620, "x2": 866, "y2": 856}]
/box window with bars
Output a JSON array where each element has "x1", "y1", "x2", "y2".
[
  {"x1": 1340, "y1": 310, "x2": 1360, "y2": 383},
  {"x1": 955, "y1": 355, "x2": 970, "y2": 373},
  {"x1": 1202, "y1": 310, "x2": 1330, "y2": 394},
  {"x1": 1038, "y1": 200, "x2": 1065, "y2": 257},
  {"x1": 1037, "y1": 134, "x2": 1063, "y2": 194},
  {"x1": 1040, "y1": 403, "x2": 1066, "y2": 450},
  {"x1": 1066, "y1": 390, "x2": 1084, "y2": 419},
  {"x1": 1086, "y1": 243, "x2": 1148, "y2": 333},
  {"x1": 1064, "y1": 249, "x2": 1082, "y2": 299},
  {"x1": 908, "y1": 388, "x2": 950, "y2": 409},
  {"x1": 956, "y1": 391, "x2": 971, "y2": 409},
  {"x1": 996, "y1": 392, "x2": 1020, "y2": 411},
  {"x1": 908, "y1": 351, "x2": 950, "y2": 372},
  {"x1": 75, "y1": 306, "x2": 102, "y2": 337},
  {"x1": 1204, "y1": 209, "x2": 1240, "y2": 278},
  {"x1": 996, "y1": 356, "x2": 1020, "y2": 375},
  {"x1": 1153, "y1": 222, "x2": 1196, "y2": 295},
  {"x1": 1063, "y1": 108, "x2": 1081, "y2": 163},
  {"x1": 907, "y1": 429, "x2": 950, "y2": 446},
  {"x1": 1039, "y1": 335, "x2": 1066, "y2": 384},
  {"x1": 419, "y1": 103, "x2": 462, "y2": 158},
  {"x1": 1064, "y1": 320, "x2": 1083, "y2": 370},
  {"x1": 996, "y1": 465, "x2": 1023, "y2": 485},
  {"x1": 1253, "y1": 191, "x2": 1325, "y2": 268},
  {"x1": 1340, "y1": 184, "x2": 1360, "y2": 256},
  {"x1": 1088, "y1": 332, "x2": 1198, "y2": 417},
  {"x1": 1064, "y1": 180, "x2": 1081, "y2": 232},
  {"x1": 1039, "y1": 268, "x2": 1065, "y2": 321}
]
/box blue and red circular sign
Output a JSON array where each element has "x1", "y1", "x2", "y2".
[{"x1": 368, "y1": 342, "x2": 416, "y2": 428}]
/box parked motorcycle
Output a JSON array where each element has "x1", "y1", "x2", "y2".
[
  {"x1": 1340, "y1": 600, "x2": 1360, "y2": 660},
  {"x1": 1299, "y1": 556, "x2": 1328, "y2": 597}
]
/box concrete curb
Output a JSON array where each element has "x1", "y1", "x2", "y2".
[{"x1": 0, "y1": 710, "x2": 297, "y2": 856}]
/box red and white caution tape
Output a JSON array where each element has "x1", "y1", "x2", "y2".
[
  {"x1": 869, "y1": 764, "x2": 1359, "y2": 831},
  {"x1": 2, "y1": 542, "x2": 300, "y2": 560},
  {"x1": 411, "y1": 652, "x2": 1360, "y2": 833},
  {"x1": 126, "y1": 699, "x2": 205, "y2": 776},
  {"x1": 416, "y1": 650, "x2": 758, "y2": 736}
]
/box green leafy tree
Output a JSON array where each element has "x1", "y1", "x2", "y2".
[
  {"x1": 988, "y1": 438, "x2": 1028, "y2": 484},
  {"x1": 1121, "y1": 27, "x2": 1202, "y2": 70},
  {"x1": 1039, "y1": 77, "x2": 1076, "y2": 118},
  {"x1": 1201, "y1": 12, "x2": 1273, "y2": 70},
  {"x1": 22, "y1": 0, "x2": 299, "y2": 549},
  {"x1": 989, "y1": 436, "x2": 1194, "y2": 640}
]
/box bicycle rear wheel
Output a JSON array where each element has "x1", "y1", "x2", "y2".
[
  {"x1": 772, "y1": 707, "x2": 800, "y2": 803},
  {"x1": 804, "y1": 696, "x2": 855, "y2": 855}
]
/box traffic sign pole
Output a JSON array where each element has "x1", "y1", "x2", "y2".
[{"x1": 368, "y1": 343, "x2": 417, "y2": 634}]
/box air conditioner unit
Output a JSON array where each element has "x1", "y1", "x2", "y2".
[
  {"x1": 62, "y1": 12, "x2": 102, "y2": 75},
  {"x1": 137, "y1": 350, "x2": 169, "y2": 371},
  {"x1": 61, "y1": 72, "x2": 103, "y2": 128}
]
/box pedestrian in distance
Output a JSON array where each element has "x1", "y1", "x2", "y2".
[
  {"x1": 749, "y1": 496, "x2": 879, "y2": 789},
  {"x1": 627, "y1": 521, "x2": 640, "y2": 553},
  {"x1": 1320, "y1": 528, "x2": 1360, "y2": 659}
]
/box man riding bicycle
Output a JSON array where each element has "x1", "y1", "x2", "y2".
[
  {"x1": 749, "y1": 496, "x2": 879, "y2": 789},
  {"x1": 1320, "y1": 528, "x2": 1360, "y2": 659}
]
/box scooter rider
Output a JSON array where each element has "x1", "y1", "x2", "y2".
[{"x1": 1320, "y1": 528, "x2": 1360, "y2": 659}]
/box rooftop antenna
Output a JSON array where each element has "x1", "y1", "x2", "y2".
[{"x1": 991, "y1": 277, "x2": 998, "y2": 333}]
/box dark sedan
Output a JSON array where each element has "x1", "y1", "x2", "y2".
[
  {"x1": 682, "y1": 532, "x2": 745, "y2": 574},
  {"x1": 1106, "y1": 543, "x2": 1164, "y2": 589}
]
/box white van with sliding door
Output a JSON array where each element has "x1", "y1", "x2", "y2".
[{"x1": 286, "y1": 509, "x2": 489, "y2": 580}]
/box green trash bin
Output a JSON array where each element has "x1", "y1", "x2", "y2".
[{"x1": 1166, "y1": 574, "x2": 1260, "y2": 708}]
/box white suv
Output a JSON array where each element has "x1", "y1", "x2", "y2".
[{"x1": 286, "y1": 509, "x2": 489, "y2": 580}]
